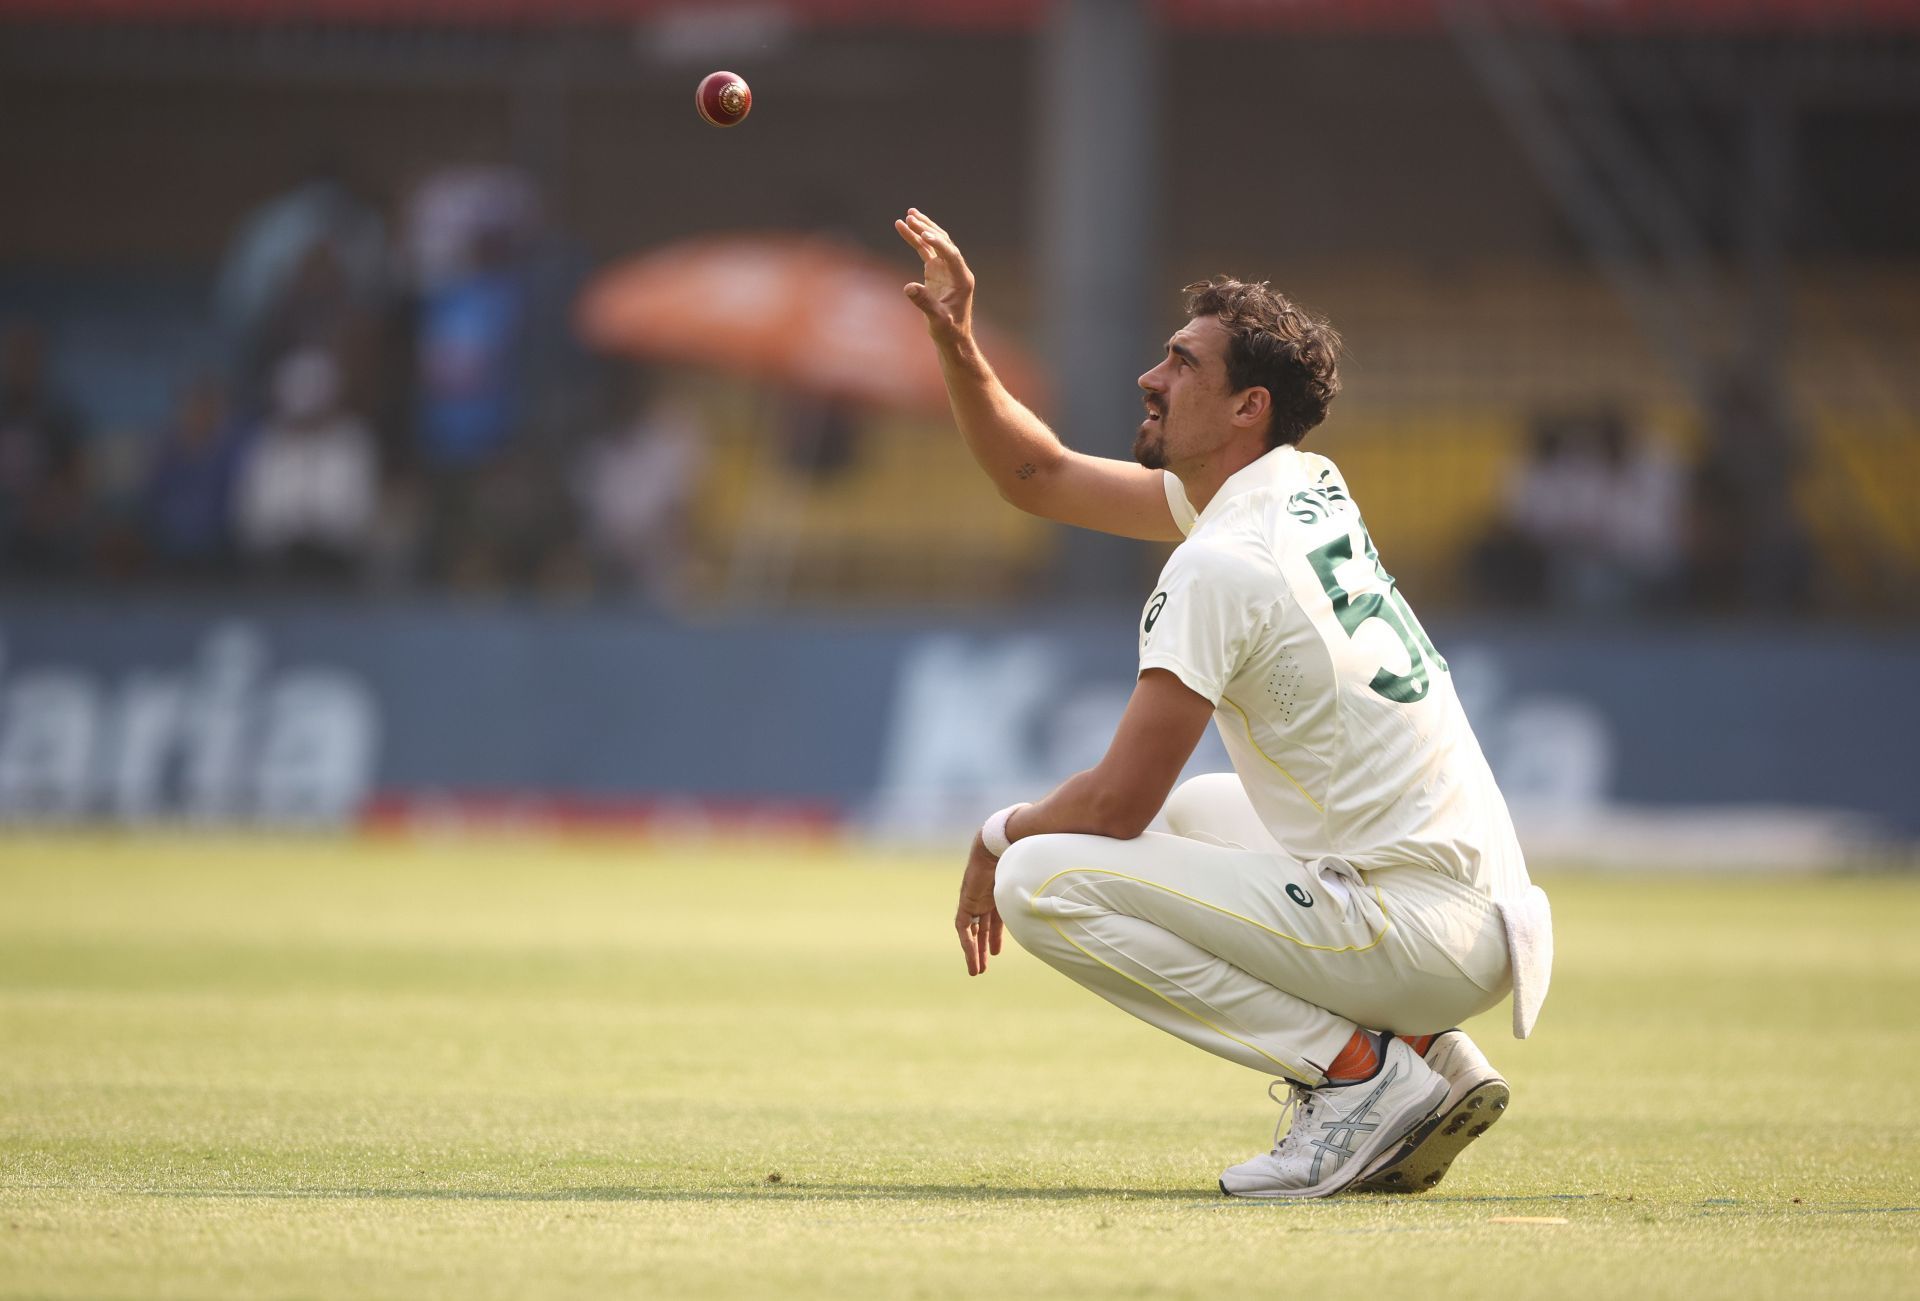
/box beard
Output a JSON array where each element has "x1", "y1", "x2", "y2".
[{"x1": 1133, "y1": 412, "x2": 1168, "y2": 469}]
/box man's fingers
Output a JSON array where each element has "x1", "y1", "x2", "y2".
[
  {"x1": 957, "y1": 910, "x2": 993, "y2": 976},
  {"x1": 917, "y1": 225, "x2": 963, "y2": 264},
  {"x1": 898, "y1": 214, "x2": 944, "y2": 262},
  {"x1": 989, "y1": 911, "x2": 1004, "y2": 956},
  {"x1": 910, "y1": 213, "x2": 960, "y2": 256},
  {"x1": 907, "y1": 207, "x2": 949, "y2": 239},
  {"x1": 894, "y1": 219, "x2": 932, "y2": 260},
  {"x1": 905, "y1": 210, "x2": 962, "y2": 262}
]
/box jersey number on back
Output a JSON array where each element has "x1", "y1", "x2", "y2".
[{"x1": 1306, "y1": 523, "x2": 1447, "y2": 704}]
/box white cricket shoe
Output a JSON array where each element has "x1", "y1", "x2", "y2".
[
  {"x1": 1219, "y1": 1035, "x2": 1447, "y2": 1199},
  {"x1": 1353, "y1": 1029, "x2": 1510, "y2": 1194}
]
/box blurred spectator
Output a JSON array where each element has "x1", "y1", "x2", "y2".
[
  {"x1": 414, "y1": 225, "x2": 529, "y2": 471},
  {"x1": 402, "y1": 165, "x2": 541, "y2": 295},
  {"x1": 1474, "y1": 404, "x2": 1684, "y2": 613},
  {"x1": 401, "y1": 168, "x2": 546, "y2": 587},
  {"x1": 574, "y1": 376, "x2": 707, "y2": 600},
  {"x1": 143, "y1": 376, "x2": 246, "y2": 578},
  {"x1": 0, "y1": 323, "x2": 86, "y2": 578},
  {"x1": 247, "y1": 241, "x2": 384, "y2": 423},
  {"x1": 1574, "y1": 406, "x2": 1686, "y2": 610},
  {"x1": 217, "y1": 166, "x2": 386, "y2": 377},
  {"x1": 1689, "y1": 365, "x2": 1812, "y2": 612},
  {"x1": 1470, "y1": 412, "x2": 1573, "y2": 609},
  {"x1": 85, "y1": 426, "x2": 158, "y2": 583},
  {"x1": 779, "y1": 393, "x2": 862, "y2": 480},
  {"x1": 234, "y1": 349, "x2": 378, "y2": 583}
]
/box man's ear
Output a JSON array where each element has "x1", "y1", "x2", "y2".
[{"x1": 1232, "y1": 386, "x2": 1271, "y2": 430}]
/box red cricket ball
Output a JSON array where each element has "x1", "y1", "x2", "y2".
[{"x1": 695, "y1": 71, "x2": 752, "y2": 128}]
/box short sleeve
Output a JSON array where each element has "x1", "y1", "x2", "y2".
[
  {"x1": 1137, "y1": 541, "x2": 1272, "y2": 705},
  {"x1": 1162, "y1": 470, "x2": 1197, "y2": 536}
]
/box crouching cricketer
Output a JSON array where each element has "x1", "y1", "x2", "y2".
[{"x1": 897, "y1": 208, "x2": 1553, "y2": 1198}]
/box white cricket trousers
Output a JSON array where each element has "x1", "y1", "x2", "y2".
[{"x1": 993, "y1": 773, "x2": 1514, "y2": 1085}]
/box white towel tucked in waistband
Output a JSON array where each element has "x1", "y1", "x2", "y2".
[{"x1": 1496, "y1": 885, "x2": 1554, "y2": 1039}]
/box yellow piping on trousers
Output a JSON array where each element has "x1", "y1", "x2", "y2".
[
  {"x1": 1030, "y1": 866, "x2": 1391, "y2": 955},
  {"x1": 1041, "y1": 915, "x2": 1318, "y2": 1085}
]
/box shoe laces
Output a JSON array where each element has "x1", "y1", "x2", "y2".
[{"x1": 1266, "y1": 1078, "x2": 1319, "y2": 1155}]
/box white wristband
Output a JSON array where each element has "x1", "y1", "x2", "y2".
[{"x1": 981, "y1": 802, "x2": 1030, "y2": 859}]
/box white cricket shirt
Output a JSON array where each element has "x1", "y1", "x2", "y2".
[{"x1": 1142, "y1": 446, "x2": 1529, "y2": 899}]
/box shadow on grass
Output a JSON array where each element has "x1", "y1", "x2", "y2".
[
  {"x1": 126, "y1": 1185, "x2": 1631, "y2": 1210},
  {"x1": 136, "y1": 1182, "x2": 1216, "y2": 1205},
  {"x1": 65, "y1": 1184, "x2": 1920, "y2": 1217}
]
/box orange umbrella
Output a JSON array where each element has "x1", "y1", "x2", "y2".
[{"x1": 575, "y1": 234, "x2": 1045, "y2": 414}]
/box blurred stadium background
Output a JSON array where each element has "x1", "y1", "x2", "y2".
[
  {"x1": 1, "y1": 0, "x2": 1917, "y2": 857},
  {"x1": 6, "y1": 4, "x2": 1920, "y2": 1297}
]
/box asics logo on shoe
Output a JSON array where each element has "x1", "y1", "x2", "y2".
[{"x1": 1306, "y1": 1062, "x2": 1401, "y2": 1183}]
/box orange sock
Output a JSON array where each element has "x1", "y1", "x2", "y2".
[
  {"x1": 1324, "y1": 1029, "x2": 1381, "y2": 1083},
  {"x1": 1400, "y1": 1033, "x2": 1437, "y2": 1057}
]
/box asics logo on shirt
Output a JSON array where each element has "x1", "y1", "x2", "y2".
[{"x1": 1143, "y1": 591, "x2": 1168, "y2": 633}]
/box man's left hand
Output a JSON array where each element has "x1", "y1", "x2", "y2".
[{"x1": 954, "y1": 832, "x2": 1004, "y2": 977}]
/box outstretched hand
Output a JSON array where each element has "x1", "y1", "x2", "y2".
[
  {"x1": 954, "y1": 831, "x2": 1004, "y2": 976},
  {"x1": 895, "y1": 208, "x2": 975, "y2": 348}
]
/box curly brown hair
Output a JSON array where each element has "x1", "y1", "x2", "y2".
[{"x1": 1184, "y1": 277, "x2": 1342, "y2": 448}]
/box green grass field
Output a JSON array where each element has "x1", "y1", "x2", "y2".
[{"x1": 2, "y1": 835, "x2": 1916, "y2": 1299}]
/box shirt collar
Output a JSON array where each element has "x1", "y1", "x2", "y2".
[{"x1": 1191, "y1": 445, "x2": 1299, "y2": 527}]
